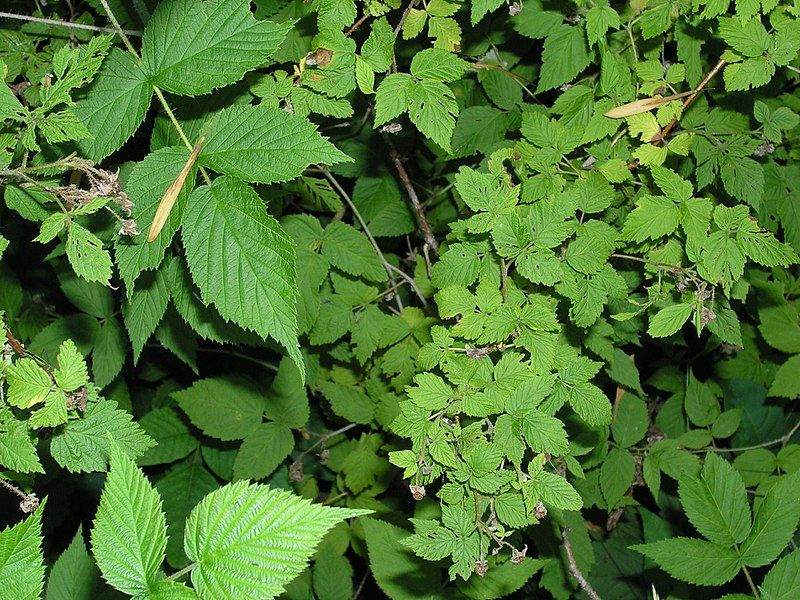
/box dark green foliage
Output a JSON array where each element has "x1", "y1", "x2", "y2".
[{"x1": 1, "y1": 0, "x2": 800, "y2": 598}]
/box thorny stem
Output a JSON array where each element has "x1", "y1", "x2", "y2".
[
  {"x1": 652, "y1": 58, "x2": 727, "y2": 144},
  {"x1": 385, "y1": 137, "x2": 439, "y2": 254},
  {"x1": 0, "y1": 10, "x2": 142, "y2": 36},
  {"x1": 562, "y1": 527, "x2": 603, "y2": 600},
  {"x1": 0, "y1": 477, "x2": 28, "y2": 500},
  {"x1": 98, "y1": 0, "x2": 212, "y2": 186}
]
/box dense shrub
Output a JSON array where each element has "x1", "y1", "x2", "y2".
[{"x1": 1, "y1": 0, "x2": 800, "y2": 598}]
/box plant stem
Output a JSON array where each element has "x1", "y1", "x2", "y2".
[
  {"x1": 0, "y1": 10, "x2": 142, "y2": 36},
  {"x1": 385, "y1": 137, "x2": 439, "y2": 254},
  {"x1": 98, "y1": 0, "x2": 212, "y2": 185},
  {"x1": 740, "y1": 561, "x2": 760, "y2": 599},
  {"x1": 652, "y1": 58, "x2": 726, "y2": 144},
  {"x1": 166, "y1": 562, "x2": 197, "y2": 582},
  {"x1": 321, "y1": 166, "x2": 428, "y2": 309},
  {"x1": 695, "y1": 419, "x2": 800, "y2": 454},
  {"x1": 562, "y1": 527, "x2": 603, "y2": 600}
]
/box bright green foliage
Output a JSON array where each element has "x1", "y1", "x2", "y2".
[
  {"x1": 183, "y1": 177, "x2": 303, "y2": 372},
  {"x1": 2, "y1": 0, "x2": 800, "y2": 598},
  {"x1": 184, "y1": 481, "x2": 370, "y2": 599},
  {"x1": 91, "y1": 439, "x2": 168, "y2": 596},
  {"x1": 0, "y1": 503, "x2": 45, "y2": 600}
]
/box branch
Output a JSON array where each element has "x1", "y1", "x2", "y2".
[
  {"x1": 562, "y1": 527, "x2": 603, "y2": 600},
  {"x1": 385, "y1": 137, "x2": 439, "y2": 254},
  {"x1": 652, "y1": 58, "x2": 726, "y2": 144},
  {"x1": 344, "y1": 13, "x2": 371, "y2": 37},
  {"x1": 0, "y1": 10, "x2": 142, "y2": 36},
  {"x1": 321, "y1": 166, "x2": 428, "y2": 308}
]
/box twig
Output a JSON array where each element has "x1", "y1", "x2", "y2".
[
  {"x1": 0, "y1": 477, "x2": 40, "y2": 513},
  {"x1": 562, "y1": 527, "x2": 603, "y2": 600},
  {"x1": 166, "y1": 562, "x2": 197, "y2": 582},
  {"x1": 345, "y1": 13, "x2": 371, "y2": 37},
  {"x1": 652, "y1": 59, "x2": 726, "y2": 144},
  {"x1": 0, "y1": 10, "x2": 142, "y2": 36},
  {"x1": 385, "y1": 138, "x2": 439, "y2": 254},
  {"x1": 694, "y1": 419, "x2": 800, "y2": 454},
  {"x1": 394, "y1": 0, "x2": 419, "y2": 36},
  {"x1": 321, "y1": 166, "x2": 427, "y2": 307}
]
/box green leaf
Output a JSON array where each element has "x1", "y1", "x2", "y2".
[
  {"x1": 320, "y1": 381, "x2": 374, "y2": 424},
  {"x1": 586, "y1": 5, "x2": 619, "y2": 46},
  {"x1": 75, "y1": 49, "x2": 152, "y2": 161},
  {"x1": 123, "y1": 267, "x2": 170, "y2": 363},
  {"x1": 264, "y1": 356, "x2": 309, "y2": 429},
  {"x1": 50, "y1": 399, "x2": 155, "y2": 473},
  {"x1": 632, "y1": 538, "x2": 740, "y2": 585},
  {"x1": 407, "y1": 79, "x2": 459, "y2": 152},
  {"x1": 198, "y1": 105, "x2": 350, "y2": 184},
  {"x1": 622, "y1": 195, "x2": 680, "y2": 242},
  {"x1": 173, "y1": 376, "x2": 266, "y2": 441},
  {"x1": 142, "y1": 0, "x2": 291, "y2": 96},
  {"x1": 0, "y1": 502, "x2": 45, "y2": 600},
  {"x1": 770, "y1": 355, "x2": 800, "y2": 399},
  {"x1": 520, "y1": 409, "x2": 569, "y2": 455},
  {"x1": 155, "y1": 456, "x2": 219, "y2": 569},
  {"x1": 648, "y1": 303, "x2": 693, "y2": 338},
  {"x1": 45, "y1": 527, "x2": 100, "y2": 600},
  {"x1": 611, "y1": 394, "x2": 649, "y2": 447},
  {"x1": 184, "y1": 481, "x2": 369, "y2": 599},
  {"x1": 232, "y1": 422, "x2": 294, "y2": 481},
  {"x1": 138, "y1": 407, "x2": 199, "y2": 466},
  {"x1": 739, "y1": 471, "x2": 800, "y2": 567},
  {"x1": 568, "y1": 382, "x2": 612, "y2": 426},
  {"x1": 374, "y1": 73, "x2": 413, "y2": 126},
  {"x1": 91, "y1": 439, "x2": 167, "y2": 596},
  {"x1": 52, "y1": 339, "x2": 88, "y2": 392},
  {"x1": 361, "y1": 18, "x2": 394, "y2": 72},
  {"x1": 182, "y1": 177, "x2": 303, "y2": 372},
  {"x1": 362, "y1": 518, "x2": 445, "y2": 600},
  {"x1": 761, "y1": 550, "x2": 800, "y2": 600},
  {"x1": 678, "y1": 453, "x2": 751, "y2": 546},
  {"x1": 600, "y1": 447, "x2": 635, "y2": 507},
  {"x1": 322, "y1": 221, "x2": 387, "y2": 282},
  {"x1": 352, "y1": 176, "x2": 415, "y2": 237},
  {"x1": 115, "y1": 146, "x2": 194, "y2": 291},
  {"x1": 6, "y1": 358, "x2": 52, "y2": 408},
  {"x1": 0, "y1": 419, "x2": 43, "y2": 473},
  {"x1": 410, "y1": 48, "x2": 469, "y2": 82},
  {"x1": 66, "y1": 223, "x2": 112, "y2": 285},
  {"x1": 92, "y1": 317, "x2": 126, "y2": 388},
  {"x1": 537, "y1": 25, "x2": 592, "y2": 93}
]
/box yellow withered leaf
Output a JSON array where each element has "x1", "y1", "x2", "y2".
[
  {"x1": 604, "y1": 90, "x2": 695, "y2": 119},
  {"x1": 147, "y1": 137, "x2": 205, "y2": 243}
]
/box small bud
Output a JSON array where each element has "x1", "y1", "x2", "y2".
[
  {"x1": 115, "y1": 192, "x2": 134, "y2": 215},
  {"x1": 508, "y1": 2, "x2": 522, "y2": 16},
  {"x1": 318, "y1": 448, "x2": 330, "y2": 465},
  {"x1": 700, "y1": 306, "x2": 716, "y2": 326},
  {"x1": 410, "y1": 485, "x2": 426, "y2": 500},
  {"x1": 534, "y1": 501, "x2": 547, "y2": 520},
  {"x1": 118, "y1": 219, "x2": 140, "y2": 237},
  {"x1": 421, "y1": 464, "x2": 432, "y2": 476},
  {"x1": 20, "y1": 493, "x2": 39, "y2": 514},
  {"x1": 289, "y1": 460, "x2": 304, "y2": 482},
  {"x1": 379, "y1": 122, "x2": 403, "y2": 134},
  {"x1": 754, "y1": 141, "x2": 775, "y2": 157},
  {"x1": 511, "y1": 545, "x2": 527, "y2": 564},
  {"x1": 475, "y1": 559, "x2": 488, "y2": 577}
]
